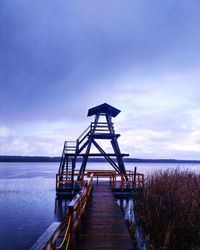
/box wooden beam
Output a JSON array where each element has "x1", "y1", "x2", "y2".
[{"x1": 65, "y1": 153, "x2": 129, "y2": 157}]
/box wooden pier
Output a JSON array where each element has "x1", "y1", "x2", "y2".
[
  {"x1": 31, "y1": 172, "x2": 144, "y2": 250},
  {"x1": 73, "y1": 181, "x2": 134, "y2": 250}
]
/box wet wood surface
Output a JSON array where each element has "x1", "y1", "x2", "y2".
[{"x1": 73, "y1": 181, "x2": 134, "y2": 250}]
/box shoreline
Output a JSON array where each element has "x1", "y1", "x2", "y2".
[{"x1": 1, "y1": 155, "x2": 200, "y2": 163}]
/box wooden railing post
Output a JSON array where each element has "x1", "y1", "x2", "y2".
[
  {"x1": 112, "y1": 174, "x2": 114, "y2": 191},
  {"x1": 133, "y1": 166, "x2": 137, "y2": 189}
]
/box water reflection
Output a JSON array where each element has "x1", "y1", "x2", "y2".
[
  {"x1": 54, "y1": 197, "x2": 72, "y2": 221},
  {"x1": 117, "y1": 197, "x2": 147, "y2": 250}
]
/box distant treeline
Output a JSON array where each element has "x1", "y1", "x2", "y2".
[
  {"x1": 0, "y1": 156, "x2": 60, "y2": 162},
  {"x1": 0, "y1": 155, "x2": 200, "y2": 163}
]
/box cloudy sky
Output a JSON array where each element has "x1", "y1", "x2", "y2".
[{"x1": 1, "y1": 0, "x2": 200, "y2": 159}]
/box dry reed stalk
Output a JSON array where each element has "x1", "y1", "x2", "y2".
[{"x1": 135, "y1": 169, "x2": 200, "y2": 250}]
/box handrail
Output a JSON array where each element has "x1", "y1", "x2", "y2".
[
  {"x1": 90, "y1": 122, "x2": 114, "y2": 132},
  {"x1": 56, "y1": 173, "x2": 88, "y2": 177},
  {"x1": 43, "y1": 174, "x2": 94, "y2": 250},
  {"x1": 56, "y1": 216, "x2": 72, "y2": 249},
  {"x1": 56, "y1": 173, "x2": 89, "y2": 191},
  {"x1": 111, "y1": 173, "x2": 144, "y2": 192},
  {"x1": 77, "y1": 125, "x2": 91, "y2": 141},
  {"x1": 76, "y1": 125, "x2": 91, "y2": 150},
  {"x1": 58, "y1": 141, "x2": 76, "y2": 173},
  {"x1": 58, "y1": 141, "x2": 66, "y2": 173},
  {"x1": 87, "y1": 170, "x2": 116, "y2": 182},
  {"x1": 64, "y1": 141, "x2": 76, "y2": 154}
]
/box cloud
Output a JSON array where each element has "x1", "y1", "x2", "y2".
[
  {"x1": 0, "y1": 120, "x2": 93, "y2": 156},
  {"x1": 0, "y1": 130, "x2": 62, "y2": 156},
  {"x1": 0, "y1": 126, "x2": 15, "y2": 137}
]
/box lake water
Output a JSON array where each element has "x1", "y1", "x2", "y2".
[{"x1": 0, "y1": 162, "x2": 199, "y2": 250}]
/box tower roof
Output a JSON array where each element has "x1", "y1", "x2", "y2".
[{"x1": 87, "y1": 103, "x2": 121, "y2": 117}]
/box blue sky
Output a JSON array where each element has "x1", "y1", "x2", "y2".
[{"x1": 1, "y1": 0, "x2": 200, "y2": 159}]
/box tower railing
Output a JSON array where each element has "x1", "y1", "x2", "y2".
[
  {"x1": 77, "y1": 125, "x2": 91, "y2": 144},
  {"x1": 58, "y1": 141, "x2": 67, "y2": 173},
  {"x1": 90, "y1": 122, "x2": 114, "y2": 133}
]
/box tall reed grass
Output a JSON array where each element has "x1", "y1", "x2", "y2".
[{"x1": 135, "y1": 169, "x2": 200, "y2": 249}]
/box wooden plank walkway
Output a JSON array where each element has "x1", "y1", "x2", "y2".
[{"x1": 73, "y1": 181, "x2": 134, "y2": 250}]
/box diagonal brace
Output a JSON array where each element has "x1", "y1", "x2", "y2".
[{"x1": 92, "y1": 139, "x2": 121, "y2": 173}]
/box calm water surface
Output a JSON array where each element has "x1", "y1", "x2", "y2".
[{"x1": 0, "y1": 162, "x2": 199, "y2": 249}]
